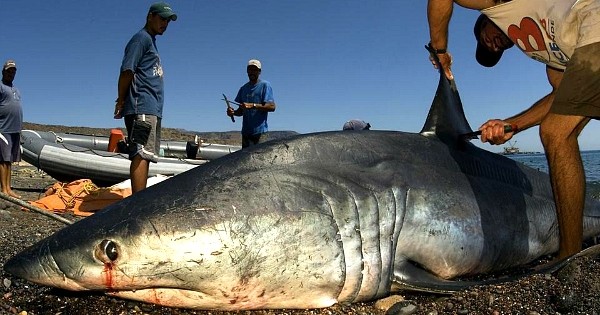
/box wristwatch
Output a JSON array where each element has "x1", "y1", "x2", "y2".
[
  {"x1": 432, "y1": 47, "x2": 446, "y2": 54},
  {"x1": 428, "y1": 42, "x2": 447, "y2": 54}
]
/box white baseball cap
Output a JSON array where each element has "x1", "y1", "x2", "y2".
[
  {"x1": 3, "y1": 60, "x2": 16, "y2": 70},
  {"x1": 247, "y1": 59, "x2": 262, "y2": 69}
]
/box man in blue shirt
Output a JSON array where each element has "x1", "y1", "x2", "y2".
[
  {"x1": 0, "y1": 60, "x2": 23, "y2": 198},
  {"x1": 113, "y1": 2, "x2": 177, "y2": 193},
  {"x1": 227, "y1": 59, "x2": 276, "y2": 148}
]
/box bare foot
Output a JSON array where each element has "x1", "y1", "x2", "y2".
[{"x1": 6, "y1": 190, "x2": 21, "y2": 199}]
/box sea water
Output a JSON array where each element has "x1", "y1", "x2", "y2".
[{"x1": 508, "y1": 150, "x2": 600, "y2": 196}]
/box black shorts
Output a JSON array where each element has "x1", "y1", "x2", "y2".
[
  {"x1": 242, "y1": 133, "x2": 268, "y2": 149},
  {"x1": 0, "y1": 132, "x2": 21, "y2": 162},
  {"x1": 125, "y1": 114, "x2": 161, "y2": 162}
]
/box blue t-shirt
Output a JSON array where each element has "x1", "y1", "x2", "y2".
[
  {"x1": 0, "y1": 82, "x2": 23, "y2": 133},
  {"x1": 234, "y1": 80, "x2": 274, "y2": 136},
  {"x1": 120, "y1": 29, "x2": 164, "y2": 118}
]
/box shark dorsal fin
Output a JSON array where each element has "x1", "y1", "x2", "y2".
[{"x1": 420, "y1": 46, "x2": 474, "y2": 146}]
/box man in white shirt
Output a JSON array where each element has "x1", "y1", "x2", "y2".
[{"x1": 427, "y1": 0, "x2": 600, "y2": 259}]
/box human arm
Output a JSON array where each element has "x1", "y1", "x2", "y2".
[
  {"x1": 237, "y1": 82, "x2": 276, "y2": 112},
  {"x1": 252, "y1": 82, "x2": 276, "y2": 112},
  {"x1": 114, "y1": 70, "x2": 134, "y2": 118},
  {"x1": 241, "y1": 102, "x2": 276, "y2": 112},
  {"x1": 115, "y1": 34, "x2": 147, "y2": 119},
  {"x1": 229, "y1": 101, "x2": 275, "y2": 117},
  {"x1": 427, "y1": 0, "x2": 455, "y2": 79},
  {"x1": 228, "y1": 105, "x2": 245, "y2": 117},
  {"x1": 427, "y1": 0, "x2": 497, "y2": 79},
  {"x1": 229, "y1": 88, "x2": 247, "y2": 117},
  {"x1": 479, "y1": 65, "x2": 564, "y2": 145}
]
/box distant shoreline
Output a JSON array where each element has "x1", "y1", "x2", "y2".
[{"x1": 23, "y1": 122, "x2": 298, "y2": 146}]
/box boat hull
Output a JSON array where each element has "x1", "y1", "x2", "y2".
[
  {"x1": 32, "y1": 130, "x2": 241, "y2": 160},
  {"x1": 21, "y1": 130, "x2": 209, "y2": 186}
]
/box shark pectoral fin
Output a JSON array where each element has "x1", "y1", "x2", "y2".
[
  {"x1": 391, "y1": 259, "x2": 479, "y2": 294},
  {"x1": 392, "y1": 245, "x2": 600, "y2": 295},
  {"x1": 533, "y1": 243, "x2": 600, "y2": 274},
  {"x1": 584, "y1": 198, "x2": 600, "y2": 217}
]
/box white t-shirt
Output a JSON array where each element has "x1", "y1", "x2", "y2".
[{"x1": 482, "y1": 0, "x2": 600, "y2": 70}]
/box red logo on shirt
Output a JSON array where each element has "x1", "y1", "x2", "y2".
[{"x1": 507, "y1": 17, "x2": 545, "y2": 53}]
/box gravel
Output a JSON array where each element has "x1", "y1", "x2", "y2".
[{"x1": 1, "y1": 165, "x2": 599, "y2": 315}]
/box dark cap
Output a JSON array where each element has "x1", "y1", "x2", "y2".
[
  {"x1": 149, "y1": 2, "x2": 177, "y2": 21},
  {"x1": 474, "y1": 14, "x2": 505, "y2": 67}
]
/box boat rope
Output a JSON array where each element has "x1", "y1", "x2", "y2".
[
  {"x1": 48, "y1": 141, "x2": 203, "y2": 165},
  {"x1": 0, "y1": 191, "x2": 73, "y2": 225},
  {"x1": 40, "y1": 131, "x2": 211, "y2": 164},
  {"x1": 54, "y1": 181, "x2": 100, "y2": 209}
]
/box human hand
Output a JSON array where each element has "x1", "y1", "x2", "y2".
[
  {"x1": 479, "y1": 119, "x2": 517, "y2": 145},
  {"x1": 226, "y1": 107, "x2": 235, "y2": 117},
  {"x1": 114, "y1": 99, "x2": 123, "y2": 119},
  {"x1": 429, "y1": 52, "x2": 454, "y2": 80},
  {"x1": 242, "y1": 102, "x2": 255, "y2": 110}
]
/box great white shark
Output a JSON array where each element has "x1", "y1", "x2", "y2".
[{"x1": 4, "y1": 65, "x2": 600, "y2": 311}]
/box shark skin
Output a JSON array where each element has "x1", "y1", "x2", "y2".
[{"x1": 4, "y1": 69, "x2": 600, "y2": 310}]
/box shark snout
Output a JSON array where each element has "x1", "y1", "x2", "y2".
[
  {"x1": 3, "y1": 241, "x2": 70, "y2": 289},
  {"x1": 5, "y1": 245, "x2": 47, "y2": 279},
  {"x1": 3, "y1": 254, "x2": 33, "y2": 281}
]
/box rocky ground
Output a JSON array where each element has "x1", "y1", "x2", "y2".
[{"x1": 0, "y1": 165, "x2": 599, "y2": 315}]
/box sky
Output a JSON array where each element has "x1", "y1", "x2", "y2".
[{"x1": 3, "y1": 1, "x2": 599, "y2": 153}]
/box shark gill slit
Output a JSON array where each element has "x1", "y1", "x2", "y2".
[
  {"x1": 323, "y1": 188, "x2": 363, "y2": 304},
  {"x1": 374, "y1": 187, "x2": 406, "y2": 298}
]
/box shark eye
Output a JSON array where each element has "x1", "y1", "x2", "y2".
[{"x1": 95, "y1": 240, "x2": 119, "y2": 263}]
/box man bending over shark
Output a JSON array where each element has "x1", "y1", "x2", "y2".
[{"x1": 427, "y1": 0, "x2": 600, "y2": 259}]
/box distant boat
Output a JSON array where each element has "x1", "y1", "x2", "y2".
[
  {"x1": 502, "y1": 140, "x2": 520, "y2": 155},
  {"x1": 19, "y1": 130, "x2": 239, "y2": 186}
]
